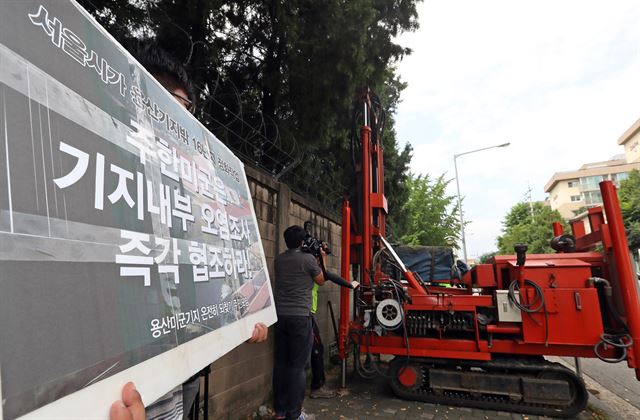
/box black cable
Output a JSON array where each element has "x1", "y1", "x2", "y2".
[
  {"x1": 388, "y1": 281, "x2": 407, "y2": 335},
  {"x1": 351, "y1": 273, "x2": 409, "y2": 380},
  {"x1": 385, "y1": 278, "x2": 412, "y2": 379},
  {"x1": 592, "y1": 277, "x2": 634, "y2": 363},
  {"x1": 508, "y1": 279, "x2": 549, "y2": 346},
  {"x1": 594, "y1": 333, "x2": 632, "y2": 363},
  {"x1": 351, "y1": 330, "x2": 384, "y2": 379}
]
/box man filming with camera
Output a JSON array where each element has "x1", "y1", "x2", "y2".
[
  {"x1": 273, "y1": 225, "x2": 326, "y2": 420},
  {"x1": 273, "y1": 225, "x2": 359, "y2": 420}
]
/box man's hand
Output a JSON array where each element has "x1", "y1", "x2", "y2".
[
  {"x1": 351, "y1": 281, "x2": 360, "y2": 290},
  {"x1": 110, "y1": 382, "x2": 145, "y2": 420},
  {"x1": 247, "y1": 322, "x2": 268, "y2": 343},
  {"x1": 319, "y1": 248, "x2": 328, "y2": 267}
]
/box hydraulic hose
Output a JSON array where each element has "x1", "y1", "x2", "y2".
[
  {"x1": 591, "y1": 277, "x2": 634, "y2": 363},
  {"x1": 508, "y1": 279, "x2": 549, "y2": 345}
]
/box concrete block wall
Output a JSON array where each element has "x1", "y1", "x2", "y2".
[{"x1": 205, "y1": 165, "x2": 343, "y2": 419}]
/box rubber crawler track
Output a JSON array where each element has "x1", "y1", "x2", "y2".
[{"x1": 388, "y1": 357, "x2": 588, "y2": 418}]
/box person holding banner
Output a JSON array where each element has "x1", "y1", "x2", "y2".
[
  {"x1": 111, "y1": 382, "x2": 145, "y2": 420},
  {"x1": 112, "y1": 39, "x2": 268, "y2": 420}
]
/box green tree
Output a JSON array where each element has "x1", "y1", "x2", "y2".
[
  {"x1": 78, "y1": 0, "x2": 420, "y2": 212},
  {"x1": 378, "y1": 74, "x2": 413, "y2": 237},
  {"x1": 477, "y1": 251, "x2": 497, "y2": 264},
  {"x1": 619, "y1": 169, "x2": 640, "y2": 249},
  {"x1": 496, "y1": 202, "x2": 567, "y2": 254},
  {"x1": 571, "y1": 206, "x2": 588, "y2": 217},
  {"x1": 395, "y1": 174, "x2": 461, "y2": 247}
]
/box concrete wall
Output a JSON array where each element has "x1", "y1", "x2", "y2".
[{"x1": 203, "y1": 165, "x2": 343, "y2": 419}]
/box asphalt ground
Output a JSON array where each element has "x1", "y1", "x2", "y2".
[
  {"x1": 252, "y1": 356, "x2": 629, "y2": 419},
  {"x1": 550, "y1": 356, "x2": 639, "y2": 420},
  {"x1": 558, "y1": 357, "x2": 640, "y2": 410}
]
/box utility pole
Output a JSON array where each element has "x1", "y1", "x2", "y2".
[{"x1": 524, "y1": 182, "x2": 535, "y2": 223}]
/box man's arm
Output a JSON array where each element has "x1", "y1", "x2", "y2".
[
  {"x1": 325, "y1": 271, "x2": 359, "y2": 289},
  {"x1": 313, "y1": 271, "x2": 326, "y2": 285}
]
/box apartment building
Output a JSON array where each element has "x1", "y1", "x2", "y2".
[
  {"x1": 544, "y1": 157, "x2": 638, "y2": 219},
  {"x1": 544, "y1": 116, "x2": 640, "y2": 220},
  {"x1": 618, "y1": 117, "x2": 640, "y2": 164}
]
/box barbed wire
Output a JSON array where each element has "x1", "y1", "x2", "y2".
[{"x1": 80, "y1": 0, "x2": 347, "y2": 214}]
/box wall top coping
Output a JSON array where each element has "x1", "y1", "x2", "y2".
[{"x1": 243, "y1": 163, "x2": 342, "y2": 225}]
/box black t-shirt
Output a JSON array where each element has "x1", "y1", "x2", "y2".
[{"x1": 274, "y1": 248, "x2": 322, "y2": 316}]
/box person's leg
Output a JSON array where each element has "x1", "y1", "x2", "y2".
[
  {"x1": 284, "y1": 316, "x2": 313, "y2": 420},
  {"x1": 310, "y1": 316, "x2": 325, "y2": 390},
  {"x1": 181, "y1": 374, "x2": 201, "y2": 419},
  {"x1": 309, "y1": 316, "x2": 336, "y2": 399},
  {"x1": 272, "y1": 319, "x2": 289, "y2": 418}
]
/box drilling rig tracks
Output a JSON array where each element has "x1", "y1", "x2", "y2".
[{"x1": 388, "y1": 356, "x2": 588, "y2": 418}]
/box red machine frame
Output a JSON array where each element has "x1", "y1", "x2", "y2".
[{"x1": 337, "y1": 90, "x2": 640, "y2": 416}]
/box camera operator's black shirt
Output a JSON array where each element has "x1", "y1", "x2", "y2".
[{"x1": 274, "y1": 248, "x2": 322, "y2": 316}]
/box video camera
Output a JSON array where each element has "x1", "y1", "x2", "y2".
[{"x1": 301, "y1": 221, "x2": 331, "y2": 258}]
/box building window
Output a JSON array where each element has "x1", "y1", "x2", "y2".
[
  {"x1": 567, "y1": 180, "x2": 578, "y2": 188},
  {"x1": 609, "y1": 172, "x2": 629, "y2": 186},
  {"x1": 580, "y1": 175, "x2": 605, "y2": 190},
  {"x1": 570, "y1": 195, "x2": 581, "y2": 202},
  {"x1": 584, "y1": 191, "x2": 603, "y2": 205}
]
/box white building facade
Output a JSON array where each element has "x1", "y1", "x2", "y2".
[
  {"x1": 544, "y1": 117, "x2": 640, "y2": 220},
  {"x1": 545, "y1": 159, "x2": 638, "y2": 219}
]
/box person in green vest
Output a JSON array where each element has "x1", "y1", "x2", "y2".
[{"x1": 309, "y1": 272, "x2": 358, "y2": 399}]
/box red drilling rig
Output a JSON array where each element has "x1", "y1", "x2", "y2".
[{"x1": 337, "y1": 89, "x2": 640, "y2": 417}]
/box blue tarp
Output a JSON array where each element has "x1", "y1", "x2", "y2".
[{"x1": 395, "y1": 245, "x2": 454, "y2": 282}]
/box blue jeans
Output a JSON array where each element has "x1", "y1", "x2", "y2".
[{"x1": 273, "y1": 315, "x2": 313, "y2": 419}]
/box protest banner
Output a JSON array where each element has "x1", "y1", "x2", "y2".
[{"x1": 0, "y1": 1, "x2": 277, "y2": 418}]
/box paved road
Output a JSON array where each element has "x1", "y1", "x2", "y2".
[{"x1": 560, "y1": 357, "x2": 640, "y2": 409}]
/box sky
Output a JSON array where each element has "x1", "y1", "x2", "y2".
[{"x1": 394, "y1": 0, "x2": 640, "y2": 259}]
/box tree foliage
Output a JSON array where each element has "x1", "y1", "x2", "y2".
[
  {"x1": 477, "y1": 251, "x2": 497, "y2": 264},
  {"x1": 571, "y1": 206, "x2": 589, "y2": 217},
  {"x1": 78, "y1": 0, "x2": 419, "y2": 215},
  {"x1": 619, "y1": 169, "x2": 640, "y2": 249},
  {"x1": 496, "y1": 202, "x2": 567, "y2": 254},
  {"x1": 395, "y1": 174, "x2": 461, "y2": 247},
  {"x1": 378, "y1": 75, "x2": 413, "y2": 235}
]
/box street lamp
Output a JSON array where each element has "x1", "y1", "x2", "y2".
[{"x1": 453, "y1": 142, "x2": 510, "y2": 263}]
